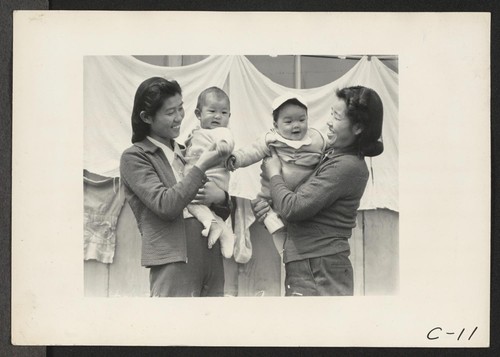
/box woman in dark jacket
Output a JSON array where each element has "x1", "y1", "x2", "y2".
[
  {"x1": 254, "y1": 86, "x2": 384, "y2": 296},
  {"x1": 120, "y1": 77, "x2": 231, "y2": 297}
]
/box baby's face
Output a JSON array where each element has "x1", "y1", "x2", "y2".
[
  {"x1": 274, "y1": 103, "x2": 308, "y2": 141},
  {"x1": 197, "y1": 93, "x2": 230, "y2": 129}
]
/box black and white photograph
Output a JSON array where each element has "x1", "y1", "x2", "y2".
[
  {"x1": 82, "y1": 54, "x2": 399, "y2": 298},
  {"x1": 11, "y1": 12, "x2": 490, "y2": 347}
]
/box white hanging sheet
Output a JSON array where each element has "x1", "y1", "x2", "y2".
[
  {"x1": 228, "y1": 55, "x2": 399, "y2": 211},
  {"x1": 84, "y1": 55, "x2": 233, "y2": 177},
  {"x1": 84, "y1": 55, "x2": 398, "y2": 212}
]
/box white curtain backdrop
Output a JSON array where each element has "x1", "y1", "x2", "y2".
[
  {"x1": 84, "y1": 55, "x2": 233, "y2": 177},
  {"x1": 84, "y1": 55, "x2": 398, "y2": 212},
  {"x1": 228, "y1": 55, "x2": 398, "y2": 211}
]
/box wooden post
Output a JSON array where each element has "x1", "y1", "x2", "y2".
[
  {"x1": 164, "y1": 55, "x2": 183, "y2": 67},
  {"x1": 294, "y1": 55, "x2": 301, "y2": 89}
]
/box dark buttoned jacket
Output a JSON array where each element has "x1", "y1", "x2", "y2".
[{"x1": 120, "y1": 138, "x2": 230, "y2": 267}]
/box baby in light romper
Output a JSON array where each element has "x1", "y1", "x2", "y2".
[
  {"x1": 227, "y1": 93, "x2": 326, "y2": 293},
  {"x1": 184, "y1": 87, "x2": 235, "y2": 259}
]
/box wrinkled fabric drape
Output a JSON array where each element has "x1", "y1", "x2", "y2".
[
  {"x1": 84, "y1": 55, "x2": 233, "y2": 177},
  {"x1": 228, "y1": 55, "x2": 398, "y2": 211}
]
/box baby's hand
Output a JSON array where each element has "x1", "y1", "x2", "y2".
[
  {"x1": 226, "y1": 155, "x2": 237, "y2": 171},
  {"x1": 216, "y1": 140, "x2": 232, "y2": 157}
]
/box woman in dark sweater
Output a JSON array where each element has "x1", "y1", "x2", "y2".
[
  {"x1": 254, "y1": 86, "x2": 384, "y2": 296},
  {"x1": 120, "y1": 77, "x2": 231, "y2": 297}
]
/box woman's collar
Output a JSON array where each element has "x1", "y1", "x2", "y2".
[{"x1": 327, "y1": 144, "x2": 358, "y2": 156}]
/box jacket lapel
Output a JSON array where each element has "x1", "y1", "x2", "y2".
[{"x1": 135, "y1": 139, "x2": 178, "y2": 186}]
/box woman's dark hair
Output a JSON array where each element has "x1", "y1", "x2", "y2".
[
  {"x1": 131, "y1": 77, "x2": 182, "y2": 143},
  {"x1": 336, "y1": 86, "x2": 384, "y2": 157},
  {"x1": 272, "y1": 98, "x2": 308, "y2": 122}
]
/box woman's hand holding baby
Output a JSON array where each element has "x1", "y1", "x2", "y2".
[
  {"x1": 261, "y1": 147, "x2": 282, "y2": 179},
  {"x1": 195, "y1": 143, "x2": 223, "y2": 172},
  {"x1": 192, "y1": 181, "x2": 225, "y2": 206},
  {"x1": 251, "y1": 198, "x2": 271, "y2": 222}
]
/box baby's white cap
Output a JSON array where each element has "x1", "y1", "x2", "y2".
[{"x1": 271, "y1": 92, "x2": 308, "y2": 111}]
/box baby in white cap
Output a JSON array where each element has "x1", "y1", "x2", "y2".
[{"x1": 227, "y1": 93, "x2": 326, "y2": 289}]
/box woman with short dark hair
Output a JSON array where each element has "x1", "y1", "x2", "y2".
[
  {"x1": 121, "y1": 77, "x2": 231, "y2": 297},
  {"x1": 254, "y1": 86, "x2": 384, "y2": 296}
]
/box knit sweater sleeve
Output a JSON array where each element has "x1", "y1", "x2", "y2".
[
  {"x1": 270, "y1": 155, "x2": 364, "y2": 221},
  {"x1": 213, "y1": 127, "x2": 235, "y2": 146},
  {"x1": 232, "y1": 132, "x2": 271, "y2": 168},
  {"x1": 120, "y1": 148, "x2": 206, "y2": 221}
]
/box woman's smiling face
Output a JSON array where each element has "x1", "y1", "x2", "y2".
[
  {"x1": 327, "y1": 96, "x2": 360, "y2": 150},
  {"x1": 144, "y1": 93, "x2": 185, "y2": 146}
]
